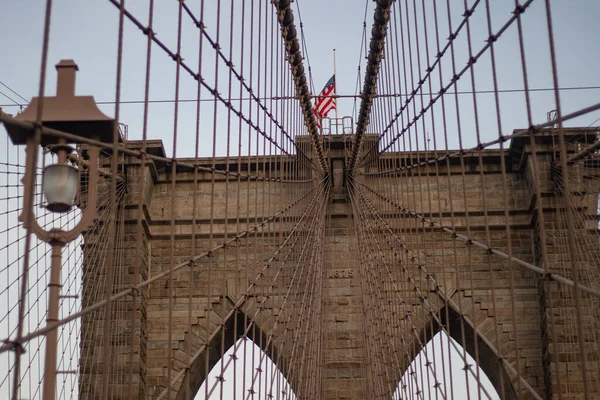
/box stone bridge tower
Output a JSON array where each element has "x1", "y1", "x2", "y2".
[{"x1": 80, "y1": 128, "x2": 600, "y2": 400}]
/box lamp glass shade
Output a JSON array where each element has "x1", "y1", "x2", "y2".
[{"x1": 43, "y1": 164, "x2": 78, "y2": 213}]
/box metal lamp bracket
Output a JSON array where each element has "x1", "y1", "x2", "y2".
[{"x1": 19, "y1": 137, "x2": 100, "y2": 244}]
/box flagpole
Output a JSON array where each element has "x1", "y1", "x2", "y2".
[{"x1": 333, "y1": 48, "x2": 338, "y2": 133}]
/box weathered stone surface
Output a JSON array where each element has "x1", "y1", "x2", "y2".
[{"x1": 80, "y1": 129, "x2": 600, "y2": 399}]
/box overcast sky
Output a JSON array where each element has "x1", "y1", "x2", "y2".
[{"x1": 1, "y1": 0, "x2": 600, "y2": 157}]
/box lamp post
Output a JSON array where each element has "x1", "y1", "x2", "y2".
[{"x1": 2, "y1": 60, "x2": 115, "y2": 400}]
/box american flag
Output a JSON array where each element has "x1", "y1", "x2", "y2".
[{"x1": 313, "y1": 75, "x2": 336, "y2": 120}]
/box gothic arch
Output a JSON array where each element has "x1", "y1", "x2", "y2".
[
  {"x1": 401, "y1": 305, "x2": 518, "y2": 400},
  {"x1": 177, "y1": 308, "x2": 295, "y2": 400}
]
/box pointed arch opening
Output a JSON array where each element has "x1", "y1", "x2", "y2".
[
  {"x1": 194, "y1": 337, "x2": 297, "y2": 400},
  {"x1": 395, "y1": 330, "x2": 501, "y2": 400},
  {"x1": 172, "y1": 307, "x2": 296, "y2": 400},
  {"x1": 395, "y1": 306, "x2": 516, "y2": 400}
]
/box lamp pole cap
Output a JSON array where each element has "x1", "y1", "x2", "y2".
[{"x1": 55, "y1": 59, "x2": 79, "y2": 71}]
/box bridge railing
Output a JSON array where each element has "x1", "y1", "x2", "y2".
[{"x1": 320, "y1": 116, "x2": 353, "y2": 135}]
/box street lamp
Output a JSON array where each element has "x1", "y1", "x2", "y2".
[
  {"x1": 2, "y1": 59, "x2": 115, "y2": 400},
  {"x1": 42, "y1": 157, "x2": 78, "y2": 213}
]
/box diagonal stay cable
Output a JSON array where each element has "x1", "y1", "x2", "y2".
[
  {"x1": 272, "y1": 0, "x2": 328, "y2": 174},
  {"x1": 178, "y1": 0, "x2": 312, "y2": 165},
  {"x1": 242, "y1": 185, "x2": 328, "y2": 399},
  {"x1": 349, "y1": 184, "x2": 451, "y2": 400},
  {"x1": 155, "y1": 180, "x2": 328, "y2": 400},
  {"x1": 348, "y1": 0, "x2": 394, "y2": 172},
  {"x1": 359, "y1": 1, "x2": 538, "y2": 168},
  {"x1": 5, "y1": 101, "x2": 599, "y2": 180},
  {"x1": 352, "y1": 178, "x2": 494, "y2": 400},
  {"x1": 358, "y1": 180, "x2": 600, "y2": 298},
  {"x1": 293, "y1": 0, "x2": 316, "y2": 94},
  {"x1": 353, "y1": 180, "x2": 544, "y2": 400},
  {"x1": 362, "y1": 102, "x2": 600, "y2": 177},
  {"x1": 0, "y1": 112, "x2": 316, "y2": 183},
  {"x1": 566, "y1": 136, "x2": 600, "y2": 164},
  {"x1": 203, "y1": 184, "x2": 327, "y2": 399},
  {"x1": 0, "y1": 80, "x2": 29, "y2": 104},
  {"x1": 0, "y1": 176, "x2": 328, "y2": 354},
  {"x1": 0, "y1": 90, "x2": 23, "y2": 108},
  {"x1": 2, "y1": 85, "x2": 599, "y2": 109},
  {"x1": 103, "y1": 0, "x2": 318, "y2": 172},
  {"x1": 362, "y1": 0, "x2": 483, "y2": 162}
]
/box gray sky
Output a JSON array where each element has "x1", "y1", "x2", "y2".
[
  {"x1": 1, "y1": 0, "x2": 600, "y2": 157},
  {"x1": 193, "y1": 332, "x2": 500, "y2": 400}
]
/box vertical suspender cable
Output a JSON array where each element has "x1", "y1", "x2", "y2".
[
  {"x1": 273, "y1": 0, "x2": 329, "y2": 175},
  {"x1": 348, "y1": 0, "x2": 393, "y2": 172}
]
